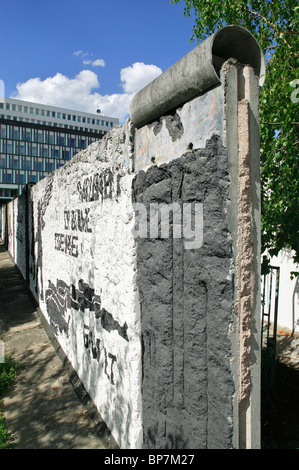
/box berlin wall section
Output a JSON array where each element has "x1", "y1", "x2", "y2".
[
  {"x1": 26, "y1": 121, "x2": 143, "y2": 449},
  {"x1": 1, "y1": 26, "x2": 264, "y2": 449},
  {"x1": 131, "y1": 84, "x2": 235, "y2": 448}
]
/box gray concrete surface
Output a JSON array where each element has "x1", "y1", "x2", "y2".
[
  {"x1": 0, "y1": 239, "x2": 118, "y2": 449},
  {"x1": 130, "y1": 25, "x2": 265, "y2": 128}
]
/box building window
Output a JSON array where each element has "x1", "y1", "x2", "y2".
[
  {"x1": 25, "y1": 158, "x2": 31, "y2": 170},
  {"x1": 19, "y1": 171, "x2": 25, "y2": 185},
  {"x1": 13, "y1": 128, "x2": 19, "y2": 140},
  {"x1": 37, "y1": 130, "x2": 43, "y2": 143},
  {"x1": 32, "y1": 143, "x2": 37, "y2": 157},
  {"x1": 49, "y1": 132, "x2": 55, "y2": 144},
  {"x1": 52, "y1": 111, "x2": 56, "y2": 118},
  {"x1": 1, "y1": 125, "x2": 6, "y2": 138},
  {"x1": 7, "y1": 140, "x2": 12, "y2": 153},
  {"x1": 37, "y1": 159, "x2": 43, "y2": 171},
  {"x1": 6, "y1": 170, "x2": 12, "y2": 183},
  {"x1": 0, "y1": 155, "x2": 6, "y2": 168},
  {"x1": 19, "y1": 142, "x2": 25, "y2": 155},
  {"x1": 25, "y1": 130, "x2": 31, "y2": 142},
  {"x1": 48, "y1": 160, "x2": 54, "y2": 172}
]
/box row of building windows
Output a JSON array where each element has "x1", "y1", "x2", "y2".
[
  {"x1": 0, "y1": 115, "x2": 109, "y2": 133},
  {"x1": 1, "y1": 153, "x2": 77, "y2": 171},
  {"x1": 1, "y1": 124, "x2": 97, "y2": 146},
  {"x1": 0, "y1": 168, "x2": 58, "y2": 185},
  {"x1": 0, "y1": 103, "x2": 115, "y2": 128},
  {"x1": 1, "y1": 141, "x2": 88, "y2": 158},
  {"x1": 0, "y1": 187, "x2": 18, "y2": 199}
]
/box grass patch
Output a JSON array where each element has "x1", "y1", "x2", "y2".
[{"x1": 0, "y1": 353, "x2": 19, "y2": 449}]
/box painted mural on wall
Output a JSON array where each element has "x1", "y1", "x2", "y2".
[
  {"x1": 45, "y1": 278, "x2": 129, "y2": 385},
  {"x1": 44, "y1": 165, "x2": 128, "y2": 386}
]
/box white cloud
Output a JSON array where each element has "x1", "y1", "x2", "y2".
[
  {"x1": 83, "y1": 58, "x2": 105, "y2": 67},
  {"x1": 120, "y1": 62, "x2": 162, "y2": 94},
  {"x1": 74, "y1": 50, "x2": 105, "y2": 67},
  {"x1": 92, "y1": 59, "x2": 106, "y2": 67},
  {"x1": 11, "y1": 62, "x2": 163, "y2": 123}
]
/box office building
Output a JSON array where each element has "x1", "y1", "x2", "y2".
[{"x1": 0, "y1": 97, "x2": 119, "y2": 203}]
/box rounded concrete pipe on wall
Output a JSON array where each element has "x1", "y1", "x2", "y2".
[{"x1": 130, "y1": 25, "x2": 266, "y2": 129}]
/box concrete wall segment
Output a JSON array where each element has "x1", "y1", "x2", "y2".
[
  {"x1": 130, "y1": 25, "x2": 265, "y2": 129},
  {"x1": 0, "y1": 28, "x2": 264, "y2": 449}
]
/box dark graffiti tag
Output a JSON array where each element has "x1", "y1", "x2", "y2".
[
  {"x1": 55, "y1": 233, "x2": 79, "y2": 257},
  {"x1": 77, "y1": 169, "x2": 115, "y2": 203},
  {"x1": 64, "y1": 208, "x2": 92, "y2": 233},
  {"x1": 45, "y1": 279, "x2": 128, "y2": 385},
  {"x1": 45, "y1": 278, "x2": 129, "y2": 341},
  {"x1": 83, "y1": 325, "x2": 117, "y2": 384}
]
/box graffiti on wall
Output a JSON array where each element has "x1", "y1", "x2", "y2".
[
  {"x1": 54, "y1": 169, "x2": 121, "y2": 258},
  {"x1": 35, "y1": 174, "x2": 54, "y2": 299},
  {"x1": 77, "y1": 169, "x2": 120, "y2": 203},
  {"x1": 45, "y1": 278, "x2": 129, "y2": 384}
]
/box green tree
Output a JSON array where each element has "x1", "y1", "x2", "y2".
[{"x1": 172, "y1": 0, "x2": 299, "y2": 273}]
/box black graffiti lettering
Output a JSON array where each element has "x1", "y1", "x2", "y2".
[
  {"x1": 103, "y1": 349, "x2": 117, "y2": 385},
  {"x1": 64, "y1": 210, "x2": 70, "y2": 230},
  {"x1": 55, "y1": 233, "x2": 79, "y2": 258},
  {"x1": 108, "y1": 352, "x2": 117, "y2": 385},
  {"x1": 83, "y1": 326, "x2": 116, "y2": 384},
  {"x1": 46, "y1": 278, "x2": 129, "y2": 344},
  {"x1": 64, "y1": 209, "x2": 92, "y2": 233},
  {"x1": 77, "y1": 170, "x2": 116, "y2": 203}
]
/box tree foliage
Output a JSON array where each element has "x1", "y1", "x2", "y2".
[{"x1": 172, "y1": 0, "x2": 299, "y2": 272}]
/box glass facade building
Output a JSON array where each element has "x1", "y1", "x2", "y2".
[{"x1": 0, "y1": 98, "x2": 119, "y2": 203}]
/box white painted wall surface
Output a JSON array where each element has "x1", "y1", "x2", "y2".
[
  {"x1": 29, "y1": 120, "x2": 143, "y2": 449},
  {"x1": 262, "y1": 249, "x2": 299, "y2": 333}
]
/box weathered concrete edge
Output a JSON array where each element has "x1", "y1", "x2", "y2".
[
  {"x1": 223, "y1": 61, "x2": 261, "y2": 449},
  {"x1": 130, "y1": 25, "x2": 265, "y2": 129}
]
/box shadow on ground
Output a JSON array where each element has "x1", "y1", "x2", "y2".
[
  {"x1": 261, "y1": 335, "x2": 299, "y2": 449},
  {"x1": 0, "y1": 240, "x2": 118, "y2": 449}
]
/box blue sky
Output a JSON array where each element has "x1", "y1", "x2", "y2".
[{"x1": 0, "y1": 0, "x2": 197, "y2": 123}]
